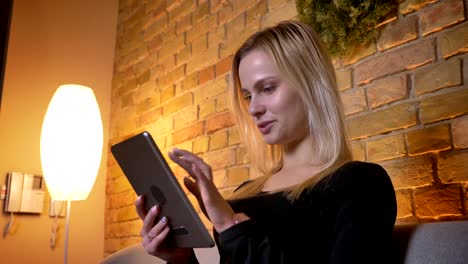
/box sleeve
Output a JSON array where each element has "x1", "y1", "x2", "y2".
[
  {"x1": 330, "y1": 163, "x2": 397, "y2": 264},
  {"x1": 217, "y1": 219, "x2": 286, "y2": 264}
]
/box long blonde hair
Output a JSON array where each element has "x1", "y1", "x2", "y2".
[{"x1": 228, "y1": 20, "x2": 352, "y2": 200}]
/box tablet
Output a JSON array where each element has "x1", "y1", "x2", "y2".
[{"x1": 110, "y1": 131, "x2": 215, "y2": 248}]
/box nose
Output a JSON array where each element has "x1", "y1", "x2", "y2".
[{"x1": 248, "y1": 96, "x2": 266, "y2": 117}]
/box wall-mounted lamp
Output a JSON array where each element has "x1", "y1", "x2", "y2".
[{"x1": 40, "y1": 84, "x2": 103, "y2": 264}]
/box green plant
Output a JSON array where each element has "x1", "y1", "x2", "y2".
[{"x1": 296, "y1": 0, "x2": 399, "y2": 57}]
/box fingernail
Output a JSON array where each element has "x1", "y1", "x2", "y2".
[
  {"x1": 160, "y1": 216, "x2": 167, "y2": 223},
  {"x1": 151, "y1": 205, "x2": 158, "y2": 213}
]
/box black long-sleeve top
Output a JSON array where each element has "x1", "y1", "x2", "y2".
[{"x1": 212, "y1": 161, "x2": 397, "y2": 264}]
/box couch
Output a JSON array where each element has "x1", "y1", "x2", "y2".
[{"x1": 101, "y1": 220, "x2": 468, "y2": 264}]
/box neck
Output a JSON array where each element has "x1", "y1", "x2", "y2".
[{"x1": 282, "y1": 134, "x2": 321, "y2": 170}]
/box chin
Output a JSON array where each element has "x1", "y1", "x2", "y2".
[{"x1": 263, "y1": 135, "x2": 285, "y2": 145}]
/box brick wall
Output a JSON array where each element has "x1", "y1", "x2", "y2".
[{"x1": 105, "y1": 0, "x2": 468, "y2": 254}]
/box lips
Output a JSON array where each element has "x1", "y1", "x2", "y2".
[{"x1": 257, "y1": 120, "x2": 275, "y2": 134}]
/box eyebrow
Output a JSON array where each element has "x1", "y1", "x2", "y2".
[{"x1": 240, "y1": 76, "x2": 279, "y2": 93}]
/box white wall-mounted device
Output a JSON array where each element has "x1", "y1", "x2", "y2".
[{"x1": 4, "y1": 172, "x2": 45, "y2": 214}]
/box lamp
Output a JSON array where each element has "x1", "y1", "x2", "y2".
[{"x1": 40, "y1": 84, "x2": 103, "y2": 264}]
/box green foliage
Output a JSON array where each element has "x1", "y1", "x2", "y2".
[{"x1": 296, "y1": 0, "x2": 399, "y2": 57}]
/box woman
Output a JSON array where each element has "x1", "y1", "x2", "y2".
[{"x1": 136, "y1": 20, "x2": 397, "y2": 264}]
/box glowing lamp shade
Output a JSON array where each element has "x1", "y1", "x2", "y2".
[{"x1": 40, "y1": 84, "x2": 103, "y2": 201}]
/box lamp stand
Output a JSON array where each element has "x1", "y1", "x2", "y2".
[{"x1": 64, "y1": 200, "x2": 71, "y2": 264}]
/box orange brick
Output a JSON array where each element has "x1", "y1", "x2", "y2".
[
  {"x1": 414, "y1": 59, "x2": 462, "y2": 95},
  {"x1": 452, "y1": 115, "x2": 468, "y2": 149},
  {"x1": 340, "y1": 87, "x2": 366, "y2": 116},
  {"x1": 194, "y1": 76, "x2": 228, "y2": 104},
  {"x1": 168, "y1": 0, "x2": 196, "y2": 25},
  {"x1": 161, "y1": 85, "x2": 175, "y2": 103},
  {"x1": 226, "y1": 13, "x2": 246, "y2": 41},
  {"x1": 439, "y1": 23, "x2": 468, "y2": 59},
  {"x1": 261, "y1": 0, "x2": 297, "y2": 28},
  {"x1": 137, "y1": 107, "x2": 163, "y2": 127},
  {"x1": 420, "y1": 88, "x2": 468, "y2": 124},
  {"x1": 172, "y1": 121, "x2": 204, "y2": 145},
  {"x1": 199, "y1": 65, "x2": 215, "y2": 85},
  {"x1": 192, "y1": 34, "x2": 208, "y2": 54},
  {"x1": 226, "y1": 166, "x2": 250, "y2": 187},
  {"x1": 117, "y1": 205, "x2": 139, "y2": 221},
  {"x1": 366, "y1": 74, "x2": 407, "y2": 109},
  {"x1": 399, "y1": 0, "x2": 437, "y2": 15},
  {"x1": 208, "y1": 25, "x2": 225, "y2": 48},
  {"x1": 175, "y1": 14, "x2": 192, "y2": 34},
  {"x1": 193, "y1": 1, "x2": 210, "y2": 23},
  {"x1": 159, "y1": 34, "x2": 185, "y2": 60},
  {"x1": 419, "y1": 0, "x2": 465, "y2": 36},
  {"x1": 438, "y1": 150, "x2": 468, "y2": 182},
  {"x1": 176, "y1": 45, "x2": 191, "y2": 66},
  {"x1": 236, "y1": 146, "x2": 250, "y2": 164},
  {"x1": 173, "y1": 107, "x2": 198, "y2": 130},
  {"x1": 246, "y1": 0, "x2": 268, "y2": 25},
  {"x1": 113, "y1": 175, "x2": 133, "y2": 193},
  {"x1": 164, "y1": 92, "x2": 193, "y2": 116},
  {"x1": 367, "y1": 134, "x2": 406, "y2": 162},
  {"x1": 378, "y1": 14, "x2": 418, "y2": 51},
  {"x1": 145, "y1": 1, "x2": 166, "y2": 24},
  {"x1": 182, "y1": 71, "x2": 198, "y2": 93},
  {"x1": 349, "y1": 140, "x2": 366, "y2": 161},
  {"x1": 193, "y1": 136, "x2": 210, "y2": 154},
  {"x1": 144, "y1": 17, "x2": 168, "y2": 42},
  {"x1": 187, "y1": 46, "x2": 219, "y2": 74},
  {"x1": 346, "y1": 102, "x2": 417, "y2": 140},
  {"x1": 202, "y1": 147, "x2": 236, "y2": 170},
  {"x1": 342, "y1": 40, "x2": 377, "y2": 66},
  {"x1": 355, "y1": 39, "x2": 435, "y2": 85},
  {"x1": 158, "y1": 65, "x2": 185, "y2": 89},
  {"x1": 378, "y1": 155, "x2": 434, "y2": 189},
  {"x1": 220, "y1": 22, "x2": 260, "y2": 58},
  {"x1": 414, "y1": 185, "x2": 463, "y2": 217},
  {"x1": 212, "y1": 168, "x2": 227, "y2": 188},
  {"x1": 228, "y1": 126, "x2": 241, "y2": 145},
  {"x1": 210, "y1": 129, "x2": 228, "y2": 150},
  {"x1": 199, "y1": 99, "x2": 217, "y2": 119},
  {"x1": 186, "y1": 14, "x2": 217, "y2": 42},
  {"x1": 216, "y1": 93, "x2": 229, "y2": 112},
  {"x1": 335, "y1": 68, "x2": 352, "y2": 91},
  {"x1": 396, "y1": 189, "x2": 413, "y2": 218},
  {"x1": 147, "y1": 117, "x2": 173, "y2": 135},
  {"x1": 406, "y1": 124, "x2": 451, "y2": 155},
  {"x1": 216, "y1": 55, "x2": 233, "y2": 77},
  {"x1": 206, "y1": 111, "x2": 236, "y2": 134}
]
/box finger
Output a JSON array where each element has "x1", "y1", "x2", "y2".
[
  {"x1": 140, "y1": 205, "x2": 159, "y2": 236},
  {"x1": 172, "y1": 148, "x2": 205, "y2": 166},
  {"x1": 172, "y1": 149, "x2": 212, "y2": 179},
  {"x1": 135, "y1": 195, "x2": 147, "y2": 220},
  {"x1": 145, "y1": 225, "x2": 171, "y2": 255},
  {"x1": 142, "y1": 216, "x2": 168, "y2": 246},
  {"x1": 169, "y1": 151, "x2": 194, "y2": 176}
]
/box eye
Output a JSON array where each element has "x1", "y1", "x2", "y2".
[
  {"x1": 262, "y1": 85, "x2": 276, "y2": 93},
  {"x1": 242, "y1": 93, "x2": 251, "y2": 102}
]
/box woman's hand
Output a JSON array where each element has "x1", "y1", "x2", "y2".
[
  {"x1": 168, "y1": 148, "x2": 241, "y2": 233},
  {"x1": 135, "y1": 195, "x2": 194, "y2": 263}
]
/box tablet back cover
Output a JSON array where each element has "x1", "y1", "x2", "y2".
[{"x1": 111, "y1": 131, "x2": 215, "y2": 248}]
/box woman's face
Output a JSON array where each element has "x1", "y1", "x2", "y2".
[{"x1": 238, "y1": 49, "x2": 309, "y2": 146}]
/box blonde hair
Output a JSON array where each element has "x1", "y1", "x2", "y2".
[{"x1": 228, "y1": 20, "x2": 352, "y2": 200}]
